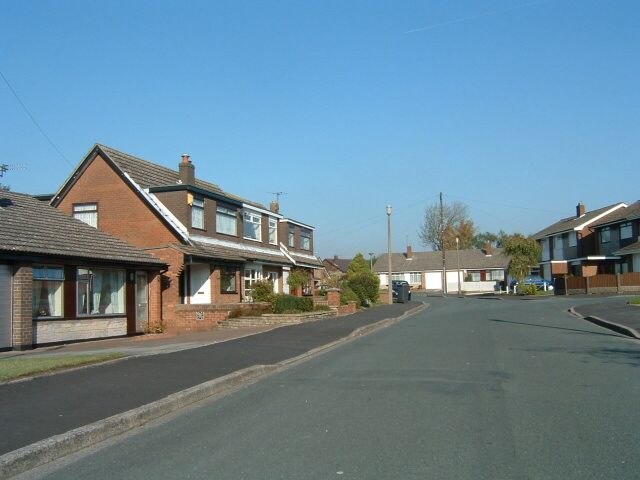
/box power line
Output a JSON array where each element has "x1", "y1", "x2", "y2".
[{"x1": 0, "y1": 69, "x2": 73, "y2": 167}]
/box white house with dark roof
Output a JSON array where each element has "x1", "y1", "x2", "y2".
[
  {"x1": 373, "y1": 245, "x2": 511, "y2": 293},
  {"x1": 0, "y1": 191, "x2": 166, "y2": 350}
]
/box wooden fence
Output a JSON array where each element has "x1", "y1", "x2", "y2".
[{"x1": 555, "y1": 272, "x2": 640, "y2": 295}]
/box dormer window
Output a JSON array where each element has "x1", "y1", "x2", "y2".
[
  {"x1": 268, "y1": 218, "x2": 278, "y2": 245},
  {"x1": 301, "y1": 229, "x2": 311, "y2": 251},
  {"x1": 288, "y1": 226, "x2": 295, "y2": 247},
  {"x1": 243, "y1": 210, "x2": 262, "y2": 241},
  {"x1": 600, "y1": 226, "x2": 610, "y2": 243},
  {"x1": 620, "y1": 222, "x2": 632, "y2": 240},
  {"x1": 73, "y1": 203, "x2": 98, "y2": 228},
  {"x1": 216, "y1": 206, "x2": 237, "y2": 236},
  {"x1": 191, "y1": 197, "x2": 204, "y2": 229}
]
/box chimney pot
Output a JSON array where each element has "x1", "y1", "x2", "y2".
[
  {"x1": 181, "y1": 154, "x2": 191, "y2": 164},
  {"x1": 577, "y1": 202, "x2": 586, "y2": 217},
  {"x1": 179, "y1": 154, "x2": 195, "y2": 185}
]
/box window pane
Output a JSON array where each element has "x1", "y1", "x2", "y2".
[
  {"x1": 243, "y1": 211, "x2": 262, "y2": 241},
  {"x1": 220, "y1": 268, "x2": 237, "y2": 293},
  {"x1": 77, "y1": 268, "x2": 125, "y2": 315},
  {"x1": 621, "y1": 223, "x2": 632, "y2": 240},
  {"x1": 192, "y1": 198, "x2": 204, "y2": 229},
  {"x1": 288, "y1": 227, "x2": 295, "y2": 247},
  {"x1": 601, "y1": 227, "x2": 610, "y2": 243},
  {"x1": 33, "y1": 280, "x2": 63, "y2": 317},
  {"x1": 217, "y1": 209, "x2": 237, "y2": 236}
]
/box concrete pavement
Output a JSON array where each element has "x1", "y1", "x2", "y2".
[
  {"x1": 572, "y1": 295, "x2": 640, "y2": 339},
  {"x1": 0, "y1": 301, "x2": 421, "y2": 464}
]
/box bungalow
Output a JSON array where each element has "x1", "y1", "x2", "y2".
[
  {"x1": 0, "y1": 191, "x2": 166, "y2": 350},
  {"x1": 373, "y1": 245, "x2": 511, "y2": 293}
]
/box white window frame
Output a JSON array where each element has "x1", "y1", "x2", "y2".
[
  {"x1": 191, "y1": 197, "x2": 205, "y2": 229},
  {"x1": 33, "y1": 266, "x2": 64, "y2": 318},
  {"x1": 73, "y1": 203, "x2": 98, "y2": 228},
  {"x1": 409, "y1": 272, "x2": 421, "y2": 284},
  {"x1": 268, "y1": 218, "x2": 278, "y2": 245},
  {"x1": 243, "y1": 210, "x2": 262, "y2": 242},
  {"x1": 216, "y1": 206, "x2": 237, "y2": 236},
  {"x1": 288, "y1": 226, "x2": 295, "y2": 247}
]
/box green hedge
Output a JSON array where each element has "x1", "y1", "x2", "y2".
[{"x1": 272, "y1": 295, "x2": 314, "y2": 314}]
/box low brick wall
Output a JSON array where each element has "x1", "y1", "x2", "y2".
[
  {"x1": 170, "y1": 302, "x2": 270, "y2": 333},
  {"x1": 33, "y1": 317, "x2": 127, "y2": 345},
  {"x1": 337, "y1": 301, "x2": 358, "y2": 316}
]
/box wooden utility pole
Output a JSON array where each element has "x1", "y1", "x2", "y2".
[{"x1": 440, "y1": 192, "x2": 447, "y2": 295}]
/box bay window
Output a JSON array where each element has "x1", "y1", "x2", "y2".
[
  {"x1": 77, "y1": 268, "x2": 125, "y2": 315},
  {"x1": 33, "y1": 266, "x2": 64, "y2": 317}
]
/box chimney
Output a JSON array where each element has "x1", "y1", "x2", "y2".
[
  {"x1": 484, "y1": 242, "x2": 493, "y2": 256},
  {"x1": 576, "y1": 202, "x2": 586, "y2": 217},
  {"x1": 407, "y1": 245, "x2": 413, "y2": 259},
  {"x1": 270, "y1": 201, "x2": 280, "y2": 214},
  {"x1": 334, "y1": 255, "x2": 339, "y2": 261},
  {"x1": 179, "y1": 154, "x2": 195, "y2": 185}
]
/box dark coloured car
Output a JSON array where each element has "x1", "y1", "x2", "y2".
[{"x1": 392, "y1": 280, "x2": 412, "y2": 301}]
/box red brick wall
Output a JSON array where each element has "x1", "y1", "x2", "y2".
[
  {"x1": 12, "y1": 264, "x2": 33, "y2": 349},
  {"x1": 170, "y1": 302, "x2": 269, "y2": 333},
  {"x1": 144, "y1": 246, "x2": 185, "y2": 324},
  {"x1": 57, "y1": 154, "x2": 181, "y2": 248},
  {"x1": 210, "y1": 266, "x2": 242, "y2": 304},
  {"x1": 337, "y1": 301, "x2": 357, "y2": 316}
]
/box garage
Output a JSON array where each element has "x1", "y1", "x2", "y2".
[{"x1": 0, "y1": 264, "x2": 11, "y2": 349}]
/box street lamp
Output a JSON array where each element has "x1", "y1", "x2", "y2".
[
  {"x1": 387, "y1": 205, "x2": 393, "y2": 305},
  {"x1": 368, "y1": 252, "x2": 374, "y2": 270},
  {"x1": 456, "y1": 237, "x2": 461, "y2": 295}
]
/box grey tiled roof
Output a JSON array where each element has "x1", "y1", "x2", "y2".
[
  {"x1": 373, "y1": 248, "x2": 510, "y2": 273},
  {"x1": 324, "y1": 258, "x2": 351, "y2": 273},
  {"x1": 531, "y1": 203, "x2": 625, "y2": 239},
  {"x1": 97, "y1": 145, "x2": 265, "y2": 209},
  {"x1": 0, "y1": 191, "x2": 165, "y2": 266},
  {"x1": 291, "y1": 253, "x2": 324, "y2": 267},
  {"x1": 613, "y1": 241, "x2": 640, "y2": 256},
  {"x1": 592, "y1": 201, "x2": 640, "y2": 227},
  {"x1": 176, "y1": 243, "x2": 246, "y2": 262}
]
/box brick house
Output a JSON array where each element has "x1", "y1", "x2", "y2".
[
  {"x1": 373, "y1": 245, "x2": 511, "y2": 293},
  {"x1": 322, "y1": 256, "x2": 353, "y2": 275},
  {"x1": 532, "y1": 202, "x2": 627, "y2": 279},
  {"x1": 50, "y1": 144, "x2": 322, "y2": 332},
  {"x1": 0, "y1": 191, "x2": 166, "y2": 350},
  {"x1": 590, "y1": 201, "x2": 640, "y2": 273}
]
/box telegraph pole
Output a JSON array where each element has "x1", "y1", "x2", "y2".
[
  {"x1": 387, "y1": 205, "x2": 393, "y2": 305},
  {"x1": 440, "y1": 192, "x2": 447, "y2": 295}
]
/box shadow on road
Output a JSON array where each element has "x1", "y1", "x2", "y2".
[{"x1": 488, "y1": 318, "x2": 624, "y2": 338}]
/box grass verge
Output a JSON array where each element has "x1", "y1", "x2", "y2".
[
  {"x1": 629, "y1": 297, "x2": 640, "y2": 305},
  {"x1": 0, "y1": 352, "x2": 127, "y2": 381}
]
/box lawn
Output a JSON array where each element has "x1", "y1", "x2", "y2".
[
  {"x1": 0, "y1": 352, "x2": 127, "y2": 381},
  {"x1": 629, "y1": 297, "x2": 640, "y2": 305}
]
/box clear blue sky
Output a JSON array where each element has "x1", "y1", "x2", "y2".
[{"x1": 1, "y1": 0, "x2": 638, "y2": 259}]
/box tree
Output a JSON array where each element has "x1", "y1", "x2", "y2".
[
  {"x1": 472, "y1": 230, "x2": 511, "y2": 249},
  {"x1": 502, "y1": 235, "x2": 541, "y2": 286},
  {"x1": 347, "y1": 253, "x2": 371, "y2": 276},
  {"x1": 418, "y1": 201, "x2": 475, "y2": 251},
  {"x1": 287, "y1": 269, "x2": 309, "y2": 289}
]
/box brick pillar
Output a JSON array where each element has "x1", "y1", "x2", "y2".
[
  {"x1": 327, "y1": 288, "x2": 341, "y2": 307},
  {"x1": 12, "y1": 264, "x2": 33, "y2": 350},
  {"x1": 148, "y1": 272, "x2": 163, "y2": 333}
]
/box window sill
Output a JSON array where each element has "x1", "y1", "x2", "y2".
[
  {"x1": 243, "y1": 237, "x2": 263, "y2": 243},
  {"x1": 216, "y1": 231, "x2": 238, "y2": 238}
]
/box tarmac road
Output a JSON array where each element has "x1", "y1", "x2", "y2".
[{"x1": 24, "y1": 294, "x2": 640, "y2": 480}]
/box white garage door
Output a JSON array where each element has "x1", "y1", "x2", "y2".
[
  {"x1": 425, "y1": 271, "x2": 443, "y2": 290},
  {"x1": 0, "y1": 264, "x2": 11, "y2": 349}
]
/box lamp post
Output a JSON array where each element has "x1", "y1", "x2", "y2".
[
  {"x1": 387, "y1": 205, "x2": 393, "y2": 305},
  {"x1": 456, "y1": 237, "x2": 461, "y2": 295},
  {"x1": 368, "y1": 252, "x2": 374, "y2": 270}
]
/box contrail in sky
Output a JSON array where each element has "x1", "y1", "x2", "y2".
[{"x1": 404, "y1": 0, "x2": 555, "y2": 34}]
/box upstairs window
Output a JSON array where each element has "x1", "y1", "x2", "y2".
[
  {"x1": 568, "y1": 232, "x2": 577, "y2": 247},
  {"x1": 191, "y1": 197, "x2": 205, "y2": 229},
  {"x1": 600, "y1": 226, "x2": 610, "y2": 243},
  {"x1": 216, "y1": 206, "x2": 237, "y2": 236},
  {"x1": 73, "y1": 203, "x2": 97, "y2": 228},
  {"x1": 33, "y1": 266, "x2": 64, "y2": 317},
  {"x1": 243, "y1": 210, "x2": 262, "y2": 241},
  {"x1": 288, "y1": 226, "x2": 295, "y2": 247},
  {"x1": 301, "y1": 229, "x2": 311, "y2": 251},
  {"x1": 620, "y1": 222, "x2": 632, "y2": 240},
  {"x1": 268, "y1": 218, "x2": 278, "y2": 245}
]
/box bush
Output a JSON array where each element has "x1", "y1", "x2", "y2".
[
  {"x1": 287, "y1": 269, "x2": 309, "y2": 289},
  {"x1": 519, "y1": 284, "x2": 538, "y2": 296},
  {"x1": 251, "y1": 280, "x2": 275, "y2": 302},
  {"x1": 272, "y1": 295, "x2": 314, "y2": 314},
  {"x1": 347, "y1": 271, "x2": 380, "y2": 305},
  {"x1": 340, "y1": 286, "x2": 360, "y2": 305},
  {"x1": 313, "y1": 305, "x2": 332, "y2": 312}
]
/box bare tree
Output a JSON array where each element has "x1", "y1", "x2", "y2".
[{"x1": 418, "y1": 201, "x2": 475, "y2": 251}]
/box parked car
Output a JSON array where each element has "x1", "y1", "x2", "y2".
[
  {"x1": 510, "y1": 275, "x2": 554, "y2": 291},
  {"x1": 391, "y1": 280, "x2": 412, "y2": 301}
]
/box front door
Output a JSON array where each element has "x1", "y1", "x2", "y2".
[
  {"x1": 0, "y1": 264, "x2": 11, "y2": 349},
  {"x1": 135, "y1": 272, "x2": 149, "y2": 333},
  {"x1": 190, "y1": 264, "x2": 211, "y2": 304}
]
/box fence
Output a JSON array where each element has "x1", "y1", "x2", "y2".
[{"x1": 555, "y1": 272, "x2": 640, "y2": 295}]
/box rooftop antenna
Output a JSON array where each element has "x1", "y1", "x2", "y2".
[
  {"x1": 272, "y1": 191, "x2": 287, "y2": 203},
  {"x1": 0, "y1": 163, "x2": 26, "y2": 177}
]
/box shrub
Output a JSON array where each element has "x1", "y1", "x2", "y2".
[
  {"x1": 251, "y1": 280, "x2": 275, "y2": 302},
  {"x1": 340, "y1": 286, "x2": 360, "y2": 305},
  {"x1": 347, "y1": 271, "x2": 380, "y2": 305},
  {"x1": 313, "y1": 305, "x2": 332, "y2": 312},
  {"x1": 272, "y1": 295, "x2": 314, "y2": 314},
  {"x1": 520, "y1": 284, "x2": 538, "y2": 296},
  {"x1": 287, "y1": 269, "x2": 309, "y2": 289}
]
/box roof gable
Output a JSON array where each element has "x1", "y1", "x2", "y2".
[{"x1": 532, "y1": 202, "x2": 627, "y2": 239}]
